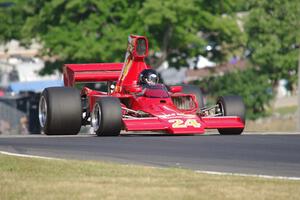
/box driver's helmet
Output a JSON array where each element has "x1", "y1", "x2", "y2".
[{"x1": 139, "y1": 69, "x2": 159, "y2": 85}]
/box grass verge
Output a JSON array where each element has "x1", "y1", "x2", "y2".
[
  {"x1": 0, "y1": 154, "x2": 300, "y2": 200},
  {"x1": 273, "y1": 105, "x2": 297, "y2": 116},
  {"x1": 245, "y1": 105, "x2": 296, "y2": 132},
  {"x1": 245, "y1": 117, "x2": 296, "y2": 132}
]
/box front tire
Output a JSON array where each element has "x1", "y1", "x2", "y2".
[
  {"x1": 39, "y1": 87, "x2": 82, "y2": 135},
  {"x1": 91, "y1": 97, "x2": 122, "y2": 136},
  {"x1": 217, "y1": 96, "x2": 245, "y2": 135}
]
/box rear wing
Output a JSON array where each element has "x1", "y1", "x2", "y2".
[{"x1": 63, "y1": 63, "x2": 123, "y2": 87}]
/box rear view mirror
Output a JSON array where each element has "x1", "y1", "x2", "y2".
[{"x1": 169, "y1": 86, "x2": 182, "y2": 93}]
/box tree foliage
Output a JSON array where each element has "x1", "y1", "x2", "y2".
[
  {"x1": 0, "y1": 0, "x2": 243, "y2": 73},
  {"x1": 0, "y1": 0, "x2": 28, "y2": 42},
  {"x1": 245, "y1": 0, "x2": 300, "y2": 88},
  {"x1": 193, "y1": 0, "x2": 300, "y2": 119}
]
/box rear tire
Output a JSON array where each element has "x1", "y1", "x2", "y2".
[
  {"x1": 39, "y1": 87, "x2": 82, "y2": 135},
  {"x1": 217, "y1": 96, "x2": 245, "y2": 135},
  {"x1": 91, "y1": 97, "x2": 122, "y2": 136},
  {"x1": 181, "y1": 85, "x2": 204, "y2": 108}
]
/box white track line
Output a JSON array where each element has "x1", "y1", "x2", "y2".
[
  {"x1": 0, "y1": 151, "x2": 63, "y2": 160},
  {"x1": 195, "y1": 170, "x2": 300, "y2": 181},
  {"x1": 1, "y1": 151, "x2": 299, "y2": 181}
]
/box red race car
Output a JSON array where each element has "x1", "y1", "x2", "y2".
[{"x1": 39, "y1": 35, "x2": 245, "y2": 136}]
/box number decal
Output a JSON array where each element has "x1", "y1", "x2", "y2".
[
  {"x1": 168, "y1": 119, "x2": 186, "y2": 128},
  {"x1": 168, "y1": 119, "x2": 201, "y2": 128},
  {"x1": 185, "y1": 119, "x2": 201, "y2": 128}
]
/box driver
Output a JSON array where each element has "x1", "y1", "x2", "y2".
[
  {"x1": 138, "y1": 69, "x2": 169, "y2": 98},
  {"x1": 139, "y1": 69, "x2": 159, "y2": 86}
]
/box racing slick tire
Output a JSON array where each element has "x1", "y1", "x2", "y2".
[
  {"x1": 39, "y1": 87, "x2": 82, "y2": 135},
  {"x1": 217, "y1": 96, "x2": 245, "y2": 135},
  {"x1": 91, "y1": 97, "x2": 122, "y2": 136},
  {"x1": 181, "y1": 85, "x2": 205, "y2": 108}
]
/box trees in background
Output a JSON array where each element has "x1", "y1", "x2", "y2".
[
  {"x1": 140, "y1": 0, "x2": 245, "y2": 68},
  {"x1": 245, "y1": 0, "x2": 300, "y2": 90},
  {"x1": 0, "y1": 0, "x2": 27, "y2": 41},
  {"x1": 195, "y1": 0, "x2": 300, "y2": 119},
  {"x1": 0, "y1": 0, "x2": 243, "y2": 72}
]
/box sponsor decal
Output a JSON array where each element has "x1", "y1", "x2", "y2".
[{"x1": 158, "y1": 113, "x2": 196, "y2": 119}]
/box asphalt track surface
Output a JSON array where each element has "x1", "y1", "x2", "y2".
[{"x1": 0, "y1": 132, "x2": 300, "y2": 178}]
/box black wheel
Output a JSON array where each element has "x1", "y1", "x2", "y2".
[
  {"x1": 39, "y1": 87, "x2": 82, "y2": 135},
  {"x1": 217, "y1": 95, "x2": 245, "y2": 135},
  {"x1": 91, "y1": 97, "x2": 122, "y2": 136},
  {"x1": 181, "y1": 85, "x2": 204, "y2": 108}
]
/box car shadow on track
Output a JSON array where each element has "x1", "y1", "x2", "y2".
[{"x1": 119, "y1": 132, "x2": 221, "y2": 137}]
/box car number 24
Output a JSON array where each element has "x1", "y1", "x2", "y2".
[{"x1": 168, "y1": 119, "x2": 201, "y2": 128}]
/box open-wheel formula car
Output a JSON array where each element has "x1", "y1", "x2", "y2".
[{"x1": 39, "y1": 35, "x2": 245, "y2": 136}]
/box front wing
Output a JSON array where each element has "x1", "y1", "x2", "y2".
[{"x1": 123, "y1": 116, "x2": 244, "y2": 134}]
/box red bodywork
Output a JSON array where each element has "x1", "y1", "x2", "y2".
[{"x1": 63, "y1": 35, "x2": 244, "y2": 134}]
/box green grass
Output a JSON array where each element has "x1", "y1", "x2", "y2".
[
  {"x1": 274, "y1": 105, "x2": 297, "y2": 116},
  {"x1": 245, "y1": 116, "x2": 296, "y2": 132},
  {"x1": 1, "y1": 155, "x2": 300, "y2": 200},
  {"x1": 245, "y1": 105, "x2": 297, "y2": 132}
]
